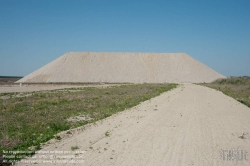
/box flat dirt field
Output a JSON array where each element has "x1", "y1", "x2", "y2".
[
  {"x1": 0, "y1": 78, "x2": 118, "y2": 93},
  {"x1": 0, "y1": 78, "x2": 120, "y2": 93},
  {"x1": 15, "y1": 84, "x2": 250, "y2": 166},
  {"x1": 0, "y1": 84, "x2": 118, "y2": 93}
]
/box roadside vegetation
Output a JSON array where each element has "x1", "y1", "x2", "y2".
[
  {"x1": 200, "y1": 76, "x2": 250, "y2": 108},
  {"x1": 0, "y1": 84, "x2": 177, "y2": 155}
]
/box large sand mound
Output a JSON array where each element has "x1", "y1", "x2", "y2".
[{"x1": 17, "y1": 52, "x2": 226, "y2": 83}]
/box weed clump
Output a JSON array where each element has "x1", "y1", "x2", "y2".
[{"x1": 71, "y1": 146, "x2": 79, "y2": 151}]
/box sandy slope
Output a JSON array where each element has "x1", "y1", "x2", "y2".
[
  {"x1": 16, "y1": 84, "x2": 250, "y2": 166},
  {"x1": 17, "y1": 52, "x2": 226, "y2": 83}
]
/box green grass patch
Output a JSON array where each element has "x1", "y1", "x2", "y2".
[
  {"x1": 0, "y1": 83, "x2": 177, "y2": 157},
  {"x1": 71, "y1": 146, "x2": 79, "y2": 151}
]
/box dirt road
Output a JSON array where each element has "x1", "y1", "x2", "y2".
[{"x1": 16, "y1": 84, "x2": 250, "y2": 166}]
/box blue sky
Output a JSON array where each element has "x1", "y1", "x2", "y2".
[{"x1": 1, "y1": 0, "x2": 249, "y2": 77}]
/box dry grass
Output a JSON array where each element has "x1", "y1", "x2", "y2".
[{"x1": 200, "y1": 76, "x2": 250, "y2": 107}]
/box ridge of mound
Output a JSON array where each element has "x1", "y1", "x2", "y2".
[{"x1": 17, "y1": 52, "x2": 226, "y2": 83}]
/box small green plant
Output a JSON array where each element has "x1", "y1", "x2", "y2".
[
  {"x1": 105, "y1": 131, "x2": 110, "y2": 137},
  {"x1": 71, "y1": 146, "x2": 79, "y2": 151},
  {"x1": 55, "y1": 135, "x2": 61, "y2": 140},
  {"x1": 40, "y1": 93, "x2": 46, "y2": 98},
  {"x1": 35, "y1": 144, "x2": 41, "y2": 151},
  {"x1": 66, "y1": 131, "x2": 72, "y2": 134}
]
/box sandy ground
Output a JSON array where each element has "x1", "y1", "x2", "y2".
[
  {"x1": 0, "y1": 84, "x2": 118, "y2": 93},
  {"x1": 15, "y1": 84, "x2": 250, "y2": 166}
]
